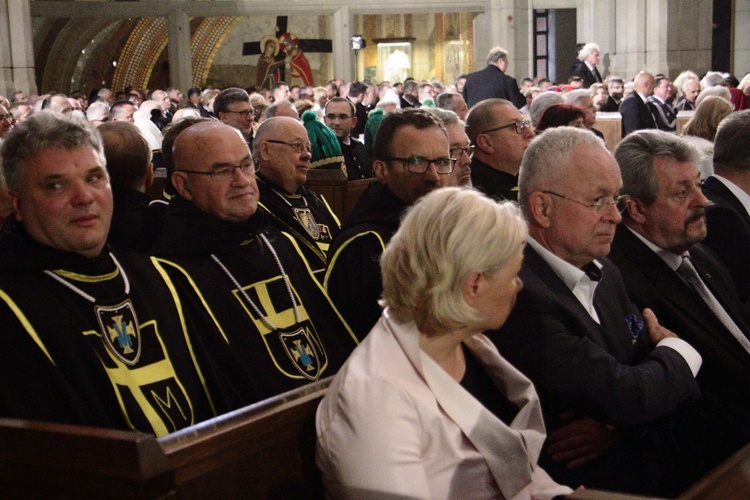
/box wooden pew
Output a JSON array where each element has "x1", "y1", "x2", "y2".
[
  {"x1": 595, "y1": 112, "x2": 622, "y2": 151},
  {"x1": 305, "y1": 168, "x2": 374, "y2": 224},
  {"x1": 0, "y1": 378, "x2": 331, "y2": 498},
  {"x1": 676, "y1": 110, "x2": 695, "y2": 135}
]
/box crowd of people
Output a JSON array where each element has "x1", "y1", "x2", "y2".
[{"x1": 1, "y1": 40, "x2": 750, "y2": 498}]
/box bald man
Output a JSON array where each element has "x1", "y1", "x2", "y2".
[
  {"x1": 620, "y1": 72, "x2": 657, "y2": 136},
  {"x1": 253, "y1": 117, "x2": 341, "y2": 277},
  {"x1": 150, "y1": 122, "x2": 357, "y2": 410}
]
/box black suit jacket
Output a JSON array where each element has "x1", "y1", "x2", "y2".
[
  {"x1": 703, "y1": 176, "x2": 750, "y2": 304},
  {"x1": 619, "y1": 93, "x2": 657, "y2": 136},
  {"x1": 609, "y1": 225, "x2": 750, "y2": 417},
  {"x1": 647, "y1": 96, "x2": 677, "y2": 132},
  {"x1": 462, "y1": 64, "x2": 526, "y2": 109},
  {"x1": 490, "y1": 245, "x2": 701, "y2": 493},
  {"x1": 599, "y1": 95, "x2": 621, "y2": 112},
  {"x1": 570, "y1": 61, "x2": 602, "y2": 88}
]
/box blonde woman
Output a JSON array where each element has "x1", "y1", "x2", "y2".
[
  {"x1": 681, "y1": 95, "x2": 734, "y2": 178},
  {"x1": 317, "y1": 187, "x2": 572, "y2": 499}
]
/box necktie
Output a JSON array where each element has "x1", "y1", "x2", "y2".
[{"x1": 676, "y1": 256, "x2": 750, "y2": 354}]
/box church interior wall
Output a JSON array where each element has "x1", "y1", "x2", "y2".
[{"x1": 736, "y1": 0, "x2": 750, "y2": 75}]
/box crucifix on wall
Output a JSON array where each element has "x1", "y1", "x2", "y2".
[{"x1": 243, "y1": 16, "x2": 333, "y2": 89}]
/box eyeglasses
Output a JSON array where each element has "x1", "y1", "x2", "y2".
[
  {"x1": 0, "y1": 114, "x2": 10, "y2": 122},
  {"x1": 543, "y1": 191, "x2": 630, "y2": 215},
  {"x1": 224, "y1": 109, "x2": 253, "y2": 118},
  {"x1": 450, "y1": 144, "x2": 476, "y2": 159},
  {"x1": 384, "y1": 156, "x2": 456, "y2": 175},
  {"x1": 325, "y1": 114, "x2": 352, "y2": 121},
  {"x1": 180, "y1": 160, "x2": 258, "y2": 180},
  {"x1": 265, "y1": 139, "x2": 313, "y2": 154},
  {"x1": 480, "y1": 120, "x2": 531, "y2": 135}
]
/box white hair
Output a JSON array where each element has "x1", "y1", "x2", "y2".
[{"x1": 578, "y1": 43, "x2": 600, "y2": 62}]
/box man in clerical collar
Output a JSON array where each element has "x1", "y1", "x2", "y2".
[
  {"x1": 151, "y1": 121, "x2": 357, "y2": 409},
  {"x1": 465, "y1": 98, "x2": 535, "y2": 202},
  {"x1": 253, "y1": 116, "x2": 341, "y2": 277},
  {"x1": 0, "y1": 111, "x2": 216, "y2": 436},
  {"x1": 325, "y1": 108, "x2": 454, "y2": 338},
  {"x1": 324, "y1": 97, "x2": 373, "y2": 181}
]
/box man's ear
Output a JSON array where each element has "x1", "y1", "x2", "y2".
[
  {"x1": 171, "y1": 171, "x2": 192, "y2": 201},
  {"x1": 624, "y1": 197, "x2": 647, "y2": 224},
  {"x1": 145, "y1": 163, "x2": 154, "y2": 190},
  {"x1": 10, "y1": 193, "x2": 22, "y2": 221},
  {"x1": 373, "y1": 160, "x2": 388, "y2": 183},
  {"x1": 475, "y1": 133, "x2": 493, "y2": 154},
  {"x1": 528, "y1": 191, "x2": 553, "y2": 229},
  {"x1": 350, "y1": 116, "x2": 358, "y2": 130}
]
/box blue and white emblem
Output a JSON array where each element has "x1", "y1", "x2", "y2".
[
  {"x1": 279, "y1": 326, "x2": 322, "y2": 380},
  {"x1": 96, "y1": 300, "x2": 141, "y2": 365}
]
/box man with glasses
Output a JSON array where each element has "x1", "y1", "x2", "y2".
[
  {"x1": 151, "y1": 121, "x2": 358, "y2": 409},
  {"x1": 489, "y1": 127, "x2": 704, "y2": 495},
  {"x1": 324, "y1": 97, "x2": 372, "y2": 180},
  {"x1": 253, "y1": 116, "x2": 341, "y2": 277},
  {"x1": 610, "y1": 130, "x2": 750, "y2": 442},
  {"x1": 325, "y1": 108, "x2": 454, "y2": 338},
  {"x1": 466, "y1": 98, "x2": 534, "y2": 201},
  {"x1": 214, "y1": 87, "x2": 255, "y2": 149}
]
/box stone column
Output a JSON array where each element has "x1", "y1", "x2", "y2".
[
  {"x1": 474, "y1": 0, "x2": 532, "y2": 79},
  {"x1": 167, "y1": 8, "x2": 193, "y2": 91},
  {"x1": 0, "y1": 0, "x2": 36, "y2": 96},
  {"x1": 332, "y1": 7, "x2": 353, "y2": 82},
  {"x1": 737, "y1": 0, "x2": 750, "y2": 75}
]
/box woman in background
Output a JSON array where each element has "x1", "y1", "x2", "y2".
[
  {"x1": 681, "y1": 95, "x2": 734, "y2": 178},
  {"x1": 316, "y1": 187, "x2": 572, "y2": 499},
  {"x1": 535, "y1": 103, "x2": 587, "y2": 132}
]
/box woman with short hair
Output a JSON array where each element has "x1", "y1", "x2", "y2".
[{"x1": 316, "y1": 187, "x2": 572, "y2": 499}]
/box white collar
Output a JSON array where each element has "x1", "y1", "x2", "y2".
[{"x1": 711, "y1": 174, "x2": 750, "y2": 217}]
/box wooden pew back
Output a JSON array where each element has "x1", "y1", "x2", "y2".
[{"x1": 0, "y1": 379, "x2": 330, "y2": 498}]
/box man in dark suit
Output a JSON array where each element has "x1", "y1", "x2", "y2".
[
  {"x1": 570, "y1": 42, "x2": 603, "y2": 88},
  {"x1": 462, "y1": 47, "x2": 526, "y2": 109},
  {"x1": 620, "y1": 72, "x2": 657, "y2": 136},
  {"x1": 600, "y1": 77, "x2": 624, "y2": 112},
  {"x1": 399, "y1": 80, "x2": 420, "y2": 109},
  {"x1": 702, "y1": 110, "x2": 750, "y2": 304},
  {"x1": 610, "y1": 129, "x2": 750, "y2": 445},
  {"x1": 489, "y1": 127, "x2": 703, "y2": 495}
]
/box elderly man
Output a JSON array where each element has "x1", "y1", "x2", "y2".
[
  {"x1": 610, "y1": 130, "x2": 750, "y2": 436},
  {"x1": 675, "y1": 79, "x2": 701, "y2": 111},
  {"x1": 702, "y1": 110, "x2": 750, "y2": 303},
  {"x1": 428, "y1": 108, "x2": 472, "y2": 187},
  {"x1": 462, "y1": 47, "x2": 526, "y2": 109},
  {"x1": 325, "y1": 108, "x2": 454, "y2": 338},
  {"x1": 0, "y1": 112, "x2": 216, "y2": 436},
  {"x1": 214, "y1": 87, "x2": 254, "y2": 147},
  {"x1": 151, "y1": 121, "x2": 357, "y2": 407},
  {"x1": 42, "y1": 93, "x2": 74, "y2": 114},
  {"x1": 648, "y1": 76, "x2": 677, "y2": 132},
  {"x1": 620, "y1": 72, "x2": 658, "y2": 136},
  {"x1": 564, "y1": 88, "x2": 604, "y2": 139},
  {"x1": 324, "y1": 97, "x2": 372, "y2": 180},
  {"x1": 570, "y1": 42, "x2": 603, "y2": 88},
  {"x1": 490, "y1": 127, "x2": 705, "y2": 495},
  {"x1": 465, "y1": 98, "x2": 534, "y2": 201},
  {"x1": 252, "y1": 116, "x2": 341, "y2": 276},
  {"x1": 435, "y1": 91, "x2": 469, "y2": 120}
]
